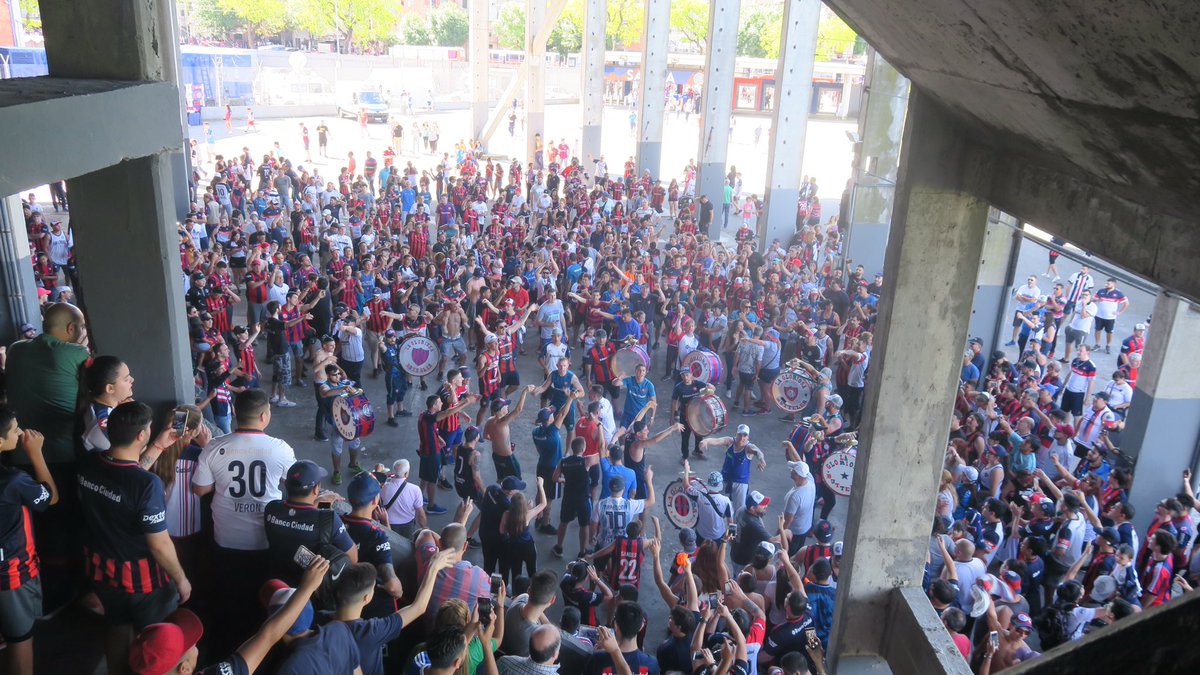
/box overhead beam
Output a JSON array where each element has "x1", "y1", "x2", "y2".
[
  {"x1": 480, "y1": 0, "x2": 567, "y2": 148},
  {"x1": 0, "y1": 77, "x2": 182, "y2": 195}
]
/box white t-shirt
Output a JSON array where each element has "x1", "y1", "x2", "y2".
[
  {"x1": 783, "y1": 481, "x2": 816, "y2": 536},
  {"x1": 1103, "y1": 380, "x2": 1134, "y2": 409},
  {"x1": 677, "y1": 334, "x2": 700, "y2": 369},
  {"x1": 686, "y1": 484, "x2": 733, "y2": 541},
  {"x1": 595, "y1": 397, "x2": 616, "y2": 443},
  {"x1": 192, "y1": 431, "x2": 296, "y2": 550},
  {"x1": 1068, "y1": 302, "x2": 1098, "y2": 333},
  {"x1": 954, "y1": 558, "x2": 987, "y2": 609},
  {"x1": 591, "y1": 496, "x2": 645, "y2": 550}
]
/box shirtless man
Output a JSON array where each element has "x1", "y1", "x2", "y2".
[
  {"x1": 434, "y1": 300, "x2": 468, "y2": 380},
  {"x1": 311, "y1": 335, "x2": 338, "y2": 440},
  {"x1": 625, "y1": 420, "x2": 685, "y2": 500},
  {"x1": 483, "y1": 384, "x2": 536, "y2": 480},
  {"x1": 464, "y1": 268, "x2": 488, "y2": 348}
]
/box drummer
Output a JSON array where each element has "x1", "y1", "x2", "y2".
[
  {"x1": 318, "y1": 364, "x2": 364, "y2": 486},
  {"x1": 379, "y1": 330, "x2": 412, "y2": 426},
  {"x1": 671, "y1": 367, "x2": 710, "y2": 462},
  {"x1": 674, "y1": 318, "x2": 701, "y2": 384},
  {"x1": 586, "y1": 329, "x2": 620, "y2": 399}
]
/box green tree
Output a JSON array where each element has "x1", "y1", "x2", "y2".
[
  {"x1": 217, "y1": 0, "x2": 288, "y2": 47},
  {"x1": 669, "y1": 0, "x2": 709, "y2": 53},
  {"x1": 400, "y1": 15, "x2": 432, "y2": 46},
  {"x1": 494, "y1": 3, "x2": 526, "y2": 49},
  {"x1": 17, "y1": 0, "x2": 40, "y2": 32},
  {"x1": 186, "y1": 0, "x2": 241, "y2": 40},
  {"x1": 737, "y1": 7, "x2": 782, "y2": 58},
  {"x1": 293, "y1": 0, "x2": 400, "y2": 52},
  {"x1": 546, "y1": 15, "x2": 582, "y2": 57},
  {"x1": 429, "y1": 2, "x2": 469, "y2": 47},
  {"x1": 603, "y1": 0, "x2": 643, "y2": 50},
  {"x1": 816, "y1": 12, "x2": 858, "y2": 60}
]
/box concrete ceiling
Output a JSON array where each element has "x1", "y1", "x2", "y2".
[{"x1": 825, "y1": 0, "x2": 1200, "y2": 224}]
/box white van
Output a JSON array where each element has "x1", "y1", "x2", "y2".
[{"x1": 337, "y1": 85, "x2": 388, "y2": 122}]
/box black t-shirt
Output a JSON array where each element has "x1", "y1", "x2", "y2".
[
  {"x1": 655, "y1": 609, "x2": 702, "y2": 673},
  {"x1": 198, "y1": 653, "x2": 251, "y2": 675},
  {"x1": 730, "y1": 508, "x2": 771, "y2": 566},
  {"x1": 0, "y1": 466, "x2": 53, "y2": 590},
  {"x1": 479, "y1": 485, "x2": 511, "y2": 542},
  {"x1": 78, "y1": 453, "x2": 171, "y2": 594},
  {"x1": 584, "y1": 648, "x2": 660, "y2": 675},
  {"x1": 800, "y1": 343, "x2": 822, "y2": 366},
  {"x1": 559, "y1": 455, "x2": 589, "y2": 499},
  {"x1": 265, "y1": 317, "x2": 288, "y2": 356},
  {"x1": 263, "y1": 501, "x2": 355, "y2": 585},
  {"x1": 276, "y1": 621, "x2": 361, "y2": 675},
  {"x1": 672, "y1": 380, "x2": 707, "y2": 419},
  {"x1": 699, "y1": 201, "x2": 715, "y2": 225},
  {"x1": 341, "y1": 515, "x2": 391, "y2": 568},
  {"x1": 764, "y1": 615, "x2": 815, "y2": 669}
]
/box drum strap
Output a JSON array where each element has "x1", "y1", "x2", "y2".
[
  {"x1": 699, "y1": 491, "x2": 732, "y2": 519},
  {"x1": 383, "y1": 480, "x2": 408, "y2": 510}
]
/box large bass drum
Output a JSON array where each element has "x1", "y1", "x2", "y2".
[
  {"x1": 333, "y1": 393, "x2": 376, "y2": 440},
  {"x1": 681, "y1": 349, "x2": 723, "y2": 385},
  {"x1": 771, "y1": 369, "x2": 817, "y2": 413},
  {"x1": 397, "y1": 335, "x2": 439, "y2": 377},
  {"x1": 685, "y1": 394, "x2": 727, "y2": 436},
  {"x1": 821, "y1": 448, "x2": 858, "y2": 496},
  {"x1": 613, "y1": 344, "x2": 650, "y2": 377}
]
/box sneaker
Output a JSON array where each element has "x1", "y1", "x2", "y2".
[
  {"x1": 552, "y1": 545, "x2": 564, "y2": 558},
  {"x1": 419, "y1": 380, "x2": 428, "y2": 391},
  {"x1": 1105, "y1": 346, "x2": 1111, "y2": 354},
  {"x1": 332, "y1": 472, "x2": 343, "y2": 485},
  {"x1": 1058, "y1": 358, "x2": 1069, "y2": 363},
  {"x1": 537, "y1": 523, "x2": 558, "y2": 536},
  {"x1": 386, "y1": 418, "x2": 399, "y2": 427},
  {"x1": 269, "y1": 396, "x2": 280, "y2": 404},
  {"x1": 1004, "y1": 340, "x2": 1017, "y2": 347},
  {"x1": 278, "y1": 399, "x2": 297, "y2": 408},
  {"x1": 349, "y1": 464, "x2": 365, "y2": 473},
  {"x1": 398, "y1": 410, "x2": 413, "y2": 417},
  {"x1": 314, "y1": 433, "x2": 328, "y2": 441},
  {"x1": 427, "y1": 504, "x2": 448, "y2": 515},
  {"x1": 438, "y1": 478, "x2": 453, "y2": 490},
  {"x1": 725, "y1": 389, "x2": 733, "y2": 398},
  {"x1": 466, "y1": 537, "x2": 481, "y2": 548},
  {"x1": 296, "y1": 379, "x2": 307, "y2": 388},
  {"x1": 1092, "y1": 343, "x2": 1102, "y2": 350},
  {"x1": 693, "y1": 450, "x2": 707, "y2": 460}
]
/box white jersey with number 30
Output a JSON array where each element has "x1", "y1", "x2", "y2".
[{"x1": 192, "y1": 431, "x2": 296, "y2": 550}]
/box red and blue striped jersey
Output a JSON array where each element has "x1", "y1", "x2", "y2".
[
  {"x1": 79, "y1": 454, "x2": 171, "y2": 594},
  {"x1": 0, "y1": 466, "x2": 54, "y2": 590}
]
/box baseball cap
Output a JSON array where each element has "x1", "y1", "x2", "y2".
[
  {"x1": 828, "y1": 394, "x2": 844, "y2": 408},
  {"x1": 1090, "y1": 575, "x2": 1118, "y2": 603},
  {"x1": 1134, "y1": 322, "x2": 1147, "y2": 331},
  {"x1": 1011, "y1": 612, "x2": 1034, "y2": 632},
  {"x1": 813, "y1": 520, "x2": 834, "y2": 543},
  {"x1": 968, "y1": 584, "x2": 992, "y2": 618},
  {"x1": 1001, "y1": 569, "x2": 1022, "y2": 593},
  {"x1": 490, "y1": 398, "x2": 510, "y2": 412},
  {"x1": 788, "y1": 460, "x2": 811, "y2": 479},
  {"x1": 1040, "y1": 382, "x2": 1060, "y2": 396},
  {"x1": 736, "y1": 424, "x2": 751, "y2": 436},
  {"x1": 706, "y1": 471, "x2": 724, "y2": 491},
  {"x1": 956, "y1": 465, "x2": 979, "y2": 482},
  {"x1": 284, "y1": 460, "x2": 327, "y2": 492},
  {"x1": 267, "y1": 586, "x2": 315, "y2": 636},
  {"x1": 1099, "y1": 526, "x2": 1121, "y2": 546},
  {"x1": 501, "y1": 476, "x2": 527, "y2": 491},
  {"x1": 679, "y1": 527, "x2": 698, "y2": 553},
  {"x1": 18, "y1": 322, "x2": 35, "y2": 333},
  {"x1": 347, "y1": 471, "x2": 382, "y2": 507},
  {"x1": 968, "y1": 336, "x2": 983, "y2": 346},
  {"x1": 322, "y1": 208, "x2": 332, "y2": 215},
  {"x1": 757, "y1": 541, "x2": 776, "y2": 557},
  {"x1": 129, "y1": 609, "x2": 204, "y2": 675},
  {"x1": 536, "y1": 407, "x2": 554, "y2": 424},
  {"x1": 747, "y1": 491, "x2": 771, "y2": 509},
  {"x1": 1054, "y1": 423, "x2": 1076, "y2": 437}
]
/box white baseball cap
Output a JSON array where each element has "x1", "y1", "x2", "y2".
[
  {"x1": 788, "y1": 460, "x2": 811, "y2": 478},
  {"x1": 736, "y1": 424, "x2": 751, "y2": 436}
]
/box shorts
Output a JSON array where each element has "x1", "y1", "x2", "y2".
[
  {"x1": 247, "y1": 302, "x2": 267, "y2": 325},
  {"x1": 418, "y1": 454, "x2": 441, "y2": 483},
  {"x1": 1061, "y1": 389, "x2": 1086, "y2": 416},
  {"x1": 440, "y1": 336, "x2": 468, "y2": 357},
  {"x1": 587, "y1": 463, "x2": 601, "y2": 488},
  {"x1": 560, "y1": 496, "x2": 591, "y2": 526},
  {"x1": 1065, "y1": 328, "x2": 1088, "y2": 347},
  {"x1": 493, "y1": 452, "x2": 522, "y2": 480},
  {"x1": 478, "y1": 387, "x2": 501, "y2": 405},
  {"x1": 273, "y1": 353, "x2": 292, "y2": 384},
  {"x1": 439, "y1": 428, "x2": 464, "y2": 451},
  {"x1": 1095, "y1": 317, "x2": 1115, "y2": 334},
  {"x1": 537, "y1": 464, "x2": 559, "y2": 501},
  {"x1": 230, "y1": 257, "x2": 247, "y2": 270},
  {"x1": 94, "y1": 583, "x2": 178, "y2": 629},
  {"x1": 738, "y1": 371, "x2": 757, "y2": 387},
  {"x1": 1012, "y1": 311, "x2": 1027, "y2": 328},
  {"x1": 501, "y1": 371, "x2": 521, "y2": 387},
  {"x1": 1049, "y1": 250, "x2": 1060, "y2": 263},
  {"x1": 385, "y1": 371, "x2": 410, "y2": 406},
  {"x1": 758, "y1": 367, "x2": 780, "y2": 384},
  {"x1": 0, "y1": 577, "x2": 42, "y2": 641},
  {"x1": 456, "y1": 480, "x2": 483, "y2": 503}
]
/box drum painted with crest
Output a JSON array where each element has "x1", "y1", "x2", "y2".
[
  {"x1": 682, "y1": 349, "x2": 724, "y2": 385},
  {"x1": 771, "y1": 370, "x2": 816, "y2": 413},
  {"x1": 334, "y1": 393, "x2": 376, "y2": 440},
  {"x1": 398, "y1": 335, "x2": 439, "y2": 377},
  {"x1": 614, "y1": 344, "x2": 651, "y2": 377},
  {"x1": 821, "y1": 449, "x2": 857, "y2": 496}
]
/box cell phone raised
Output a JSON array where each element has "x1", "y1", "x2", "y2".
[
  {"x1": 317, "y1": 501, "x2": 333, "y2": 510},
  {"x1": 478, "y1": 597, "x2": 493, "y2": 626},
  {"x1": 989, "y1": 631, "x2": 1000, "y2": 650},
  {"x1": 293, "y1": 544, "x2": 317, "y2": 569},
  {"x1": 172, "y1": 408, "x2": 188, "y2": 432},
  {"x1": 491, "y1": 573, "x2": 504, "y2": 596}
]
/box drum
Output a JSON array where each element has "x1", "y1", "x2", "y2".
[
  {"x1": 682, "y1": 349, "x2": 723, "y2": 385},
  {"x1": 613, "y1": 344, "x2": 650, "y2": 377},
  {"x1": 397, "y1": 335, "x2": 439, "y2": 377},
  {"x1": 821, "y1": 449, "x2": 858, "y2": 496},
  {"x1": 771, "y1": 370, "x2": 817, "y2": 413},
  {"x1": 686, "y1": 394, "x2": 728, "y2": 436},
  {"x1": 334, "y1": 393, "x2": 376, "y2": 440},
  {"x1": 663, "y1": 478, "x2": 700, "y2": 530}
]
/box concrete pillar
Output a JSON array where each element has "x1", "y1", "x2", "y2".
[
  {"x1": 1123, "y1": 294, "x2": 1200, "y2": 534},
  {"x1": 636, "y1": 0, "x2": 670, "y2": 179},
  {"x1": 40, "y1": 0, "x2": 191, "y2": 408},
  {"x1": 696, "y1": 0, "x2": 741, "y2": 238},
  {"x1": 0, "y1": 195, "x2": 41, "y2": 341},
  {"x1": 470, "y1": 0, "x2": 490, "y2": 140},
  {"x1": 580, "y1": 0, "x2": 606, "y2": 168},
  {"x1": 761, "y1": 0, "x2": 821, "y2": 247},
  {"x1": 828, "y1": 90, "x2": 990, "y2": 669},
  {"x1": 525, "y1": 0, "x2": 546, "y2": 164},
  {"x1": 966, "y1": 211, "x2": 1022, "y2": 364},
  {"x1": 843, "y1": 50, "x2": 910, "y2": 277}
]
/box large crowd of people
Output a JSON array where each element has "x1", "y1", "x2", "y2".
[{"x1": 0, "y1": 113, "x2": 1194, "y2": 675}]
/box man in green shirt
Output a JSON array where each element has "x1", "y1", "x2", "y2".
[{"x1": 723, "y1": 179, "x2": 734, "y2": 229}]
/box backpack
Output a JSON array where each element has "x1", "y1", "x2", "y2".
[
  {"x1": 1035, "y1": 604, "x2": 1071, "y2": 650},
  {"x1": 310, "y1": 509, "x2": 353, "y2": 610}
]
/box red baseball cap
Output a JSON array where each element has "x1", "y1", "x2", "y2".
[{"x1": 129, "y1": 608, "x2": 203, "y2": 675}]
